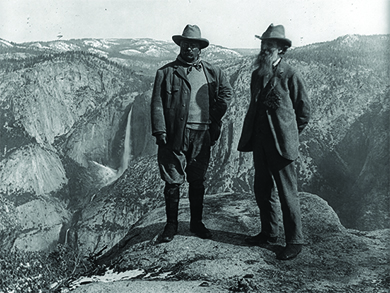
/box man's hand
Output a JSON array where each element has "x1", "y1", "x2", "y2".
[
  {"x1": 209, "y1": 122, "x2": 221, "y2": 146},
  {"x1": 156, "y1": 133, "x2": 167, "y2": 146}
]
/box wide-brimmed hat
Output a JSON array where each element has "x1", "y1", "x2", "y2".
[
  {"x1": 255, "y1": 23, "x2": 292, "y2": 48},
  {"x1": 172, "y1": 24, "x2": 209, "y2": 49}
]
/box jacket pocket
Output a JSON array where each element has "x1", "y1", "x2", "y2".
[{"x1": 166, "y1": 86, "x2": 180, "y2": 109}]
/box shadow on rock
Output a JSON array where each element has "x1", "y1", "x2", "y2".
[{"x1": 96, "y1": 218, "x2": 286, "y2": 267}]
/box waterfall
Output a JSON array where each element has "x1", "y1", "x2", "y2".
[
  {"x1": 89, "y1": 105, "x2": 133, "y2": 190},
  {"x1": 90, "y1": 161, "x2": 117, "y2": 188},
  {"x1": 117, "y1": 105, "x2": 133, "y2": 175},
  {"x1": 64, "y1": 228, "x2": 70, "y2": 245}
]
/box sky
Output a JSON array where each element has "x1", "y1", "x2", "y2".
[{"x1": 1, "y1": 0, "x2": 389, "y2": 48}]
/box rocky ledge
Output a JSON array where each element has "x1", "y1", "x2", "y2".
[{"x1": 68, "y1": 192, "x2": 389, "y2": 293}]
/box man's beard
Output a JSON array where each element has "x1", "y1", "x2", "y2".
[{"x1": 254, "y1": 53, "x2": 273, "y2": 77}]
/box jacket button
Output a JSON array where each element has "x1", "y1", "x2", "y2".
[
  {"x1": 180, "y1": 117, "x2": 184, "y2": 120},
  {"x1": 182, "y1": 104, "x2": 185, "y2": 107}
]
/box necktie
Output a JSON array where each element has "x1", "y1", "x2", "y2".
[{"x1": 187, "y1": 62, "x2": 202, "y2": 73}]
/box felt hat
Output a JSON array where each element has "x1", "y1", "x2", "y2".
[
  {"x1": 255, "y1": 23, "x2": 292, "y2": 48},
  {"x1": 172, "y1": 24, "x2": 209, "y2": 49}
]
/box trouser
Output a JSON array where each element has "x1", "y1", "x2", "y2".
[
  {"x1": 158, "y1": 128, "x2": 211, "y2": 222},
  {"x1": 163, "y1": 184, "x2": 180, "y2": 225},
  {"x1": 253, "y1": 132, "x2": 304, "y2": 245}
]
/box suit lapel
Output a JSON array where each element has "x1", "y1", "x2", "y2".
[
  {"x1": 174, "y1": 65, "x2": 188, "y2": 83},
  {"x1": 262, "y1": 74, "x2": 271, "y2": 89}
]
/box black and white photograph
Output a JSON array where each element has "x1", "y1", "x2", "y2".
[{"x1": 0, "y1": 0, "x2": 389, "y2": 292}]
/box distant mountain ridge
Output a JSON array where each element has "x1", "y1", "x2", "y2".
[
  {"x1": 2, "y1": 33, "x2": 387, "y2": 74},
  {"x1": 1, "y1": 34, "x2": 387, "y2": 58},
  {"x1": 0, "y1": 37, "x2": 243, "y2": 75}
]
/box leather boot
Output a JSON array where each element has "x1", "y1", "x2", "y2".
[
  {"x1": 276, "y1": 244, "x2": 302, "y2": 260},
  {"x1": 161, "y1": 185, "x2": 179, "y2": 243},
  {"x1": 189, "y1": 183, "x2": 212, "y2": 239}
]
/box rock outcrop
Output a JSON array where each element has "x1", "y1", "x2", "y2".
[{"x1": 69, "y1": 192, "x2": 389, "y2": 293}]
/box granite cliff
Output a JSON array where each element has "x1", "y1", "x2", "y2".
[{"x1": 0, "y1": 51, "x2": 154, "y2": 251}]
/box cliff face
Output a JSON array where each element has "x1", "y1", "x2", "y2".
[
  {"x1": 74, "y1": 156, "x2": 163, "y2": 254},
  {"x1": 290, "y1": 36, "x2": 390, "y2": 230},
  {"x1": 0, "y1": 52, "x2": 153, "y2": 251},
  {"x1": 301, "y1": 100, "x2": 389, "y2": 230},
  {"x1": 0, "y1": 35, "x2": 388, "y2": 252}
]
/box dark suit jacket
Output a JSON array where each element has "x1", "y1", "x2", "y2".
[
  {"x1": 151, "y1": 59, "x2": 233, "y2": 151},
  {"x1": 237, "y1": 59, "x2": 310, "y2": 160}
]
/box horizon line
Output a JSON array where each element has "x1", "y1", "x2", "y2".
[{"x1": 1, "y1": 33, "x2": 388, "y2": 50}]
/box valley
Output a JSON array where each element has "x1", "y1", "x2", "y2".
[{"x1": 0, "y1": 34, "x2": 388, "y2": 254}]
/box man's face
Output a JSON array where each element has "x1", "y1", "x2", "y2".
[
  {"x1": 260, "y1": 40, "x2": 280, "y2": 63},
  {"x1": 254, "y1": 40, "x2": 281, "y2": 76},
  {"x1": 180, "y1": 40, "x2": 201, "y2": 63}
]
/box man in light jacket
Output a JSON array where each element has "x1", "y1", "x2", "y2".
[
  {"x1": 238, "y1": 24, "x2": 311, "y2": 260},
  {"x1": 151, "y1": 24, "x2": 233, "y2": 242}
]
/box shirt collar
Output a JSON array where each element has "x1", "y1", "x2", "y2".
[
  {"x1": 273, "y1": 58, "x2": 281, "y2": 68},
  {"x1": 177, "y1": 55, "x2": 202, "y2": 73}
]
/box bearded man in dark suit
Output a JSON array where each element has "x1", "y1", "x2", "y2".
[{"x1": 238, "y1": 24, "x2": 311, "y2": 260}]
